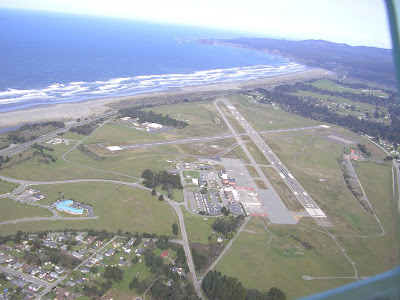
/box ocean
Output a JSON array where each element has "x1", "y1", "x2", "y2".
[{"x1": 0, "y1": 9, "x2": 306, "y2": 112}]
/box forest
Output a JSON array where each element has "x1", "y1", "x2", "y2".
[{"x1": 202, "y1": 270, "x2": 286, "y2": 300}]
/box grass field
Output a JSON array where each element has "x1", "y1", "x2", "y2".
[
  {"x1": 294, "y1": 90, "x2": 388, "y2": 118},
  {"x1": 261, "y1": 166, "x2": 303, "y2": 212},
  {"x1": 254, "y1": 179, "x2": 268, "y2": 189},
  {"x1": 0, "y1": 180, "x2": 18, "y2": 195},
  {"x1": 222, "y1": 145, "x2": 250, "y2": 164},
  {"x1": 335, "y1": 161, "x2": 399, "y2": 276},
  {"x1": 216, "y1": 218, "x2": 356, "y2": 299},
  {"x1": 82, "y1": 122, "x2": 178, "y2": 145},
  {"x1": 65, "y1": 146, "x2": 180, "y2": 179},
  {"x1": 228, "y1": 95, "x2": 321, "y2": 131},
  {"x1": 266, "y1": 134, "x2": 383, "y2": 235},
  {"x1": 245, "y1": 141, "x2": 271, "y2": 165},
  {"x1": 182, "y1": 209, "x2": 217, "y2": 244},
  {"x1": 216, "y1": 102, "x2": 246, "y2": 134},
  {"x1": 143, "y1": 101, "x2": 229, "y2": 137},
  {"x1": 0, "y1": 142, "x2": 133, "y2": 182},
  {"x1": 177, "y1": 139, "x2": 236, "y2": 157},
  {"x1": 184, "y1": 171, "x2": 200, "y2": 179},
  {"x1": 155, "y1": 185, "x2": 184, "y2": 204},
  {"x1": 311, "y1": 79, "x2": 388, "y2": 98},
  {"x1": 0, "y1": 182, "x2": 178, "y2": 236},
  {"x1": 0, "y1": 198, "x2": 52, "y2": 222},
  {"x1": 245, "y1": 165, "x2": 259, "y2": 178}
]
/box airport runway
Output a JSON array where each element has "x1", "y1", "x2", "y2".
[
  {"x1": 221, "y1": 98, "x2": 326, "y2": 218},
  {"x1": 112, "y1": 126, "x2": 323, "y2": 151},
  {"x1": 214, "y1": 102, "x2": 297, "y2": 224}
]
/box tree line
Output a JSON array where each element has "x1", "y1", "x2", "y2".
[
  {"x1": 256, "y1": 88, "x2": 400, "y2": 144},
  {"x1": 357, "y1": 143, "x2": 371, "y2": 156},
  {"x1": 119, "y1": 108, "x2": 188, "y2": 128},
  {"x1": 69, "y1": 122, "x2": 98, "y2": 135},
  {"x1": 202, "y1": 270, "x2": 286, "y2": 300},
  {"x1": 19, "y1": 121, "x2": 65, "y2": 131}
]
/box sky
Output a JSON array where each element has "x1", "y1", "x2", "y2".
[{"x1": 0, "y1": 0, "x2": 392, "y2": 48}]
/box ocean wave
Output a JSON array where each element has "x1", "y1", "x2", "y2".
[{"x1": 0, "y1": 62, "x2": 306, "y2": 112}]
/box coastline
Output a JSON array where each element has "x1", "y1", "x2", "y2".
[{"x1": 0, "y1": 68, "x2": 331, "y2": 128}]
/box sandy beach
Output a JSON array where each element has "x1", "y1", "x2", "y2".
[{"x1": 0, "y1": 68, "x2": 331, "y2": 128}]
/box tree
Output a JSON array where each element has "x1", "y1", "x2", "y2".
[
  {"x1": 200, "y1": 187, "x2": 208, "y2": 194},
  {"x1": 158, "y1": 194, "x2": 164, "y2": 201},
  {"x1": 221, "y1": 206, "x2": 230, "y2": 216},
  {"x1": 172, "y1": 223, "x2": 178, "y2": 235},
  {"x1": 384, "y1": 156, "x2": 394, "y2": 161},
  {"x1": 267, "y1": 287, "x2": 286, "y2": 300},
  {"x1": 129, "y1": 276, "x2": 139, "y2": 290},
  {"x1": 136, "y1": 280, "x2": 149, "y2": 294},
  {"x1": 103, "y1": 266, "x2": 124, "y2": 282},
  {"x1": 90, "y1": 266, "x2": 98, "y2": 273},
  {"x1": 16, "y1": 287, "x2": 22, "y2": 295},
  {"x1": 151, "y1": 188, "x2": 157, "y2": 196}
]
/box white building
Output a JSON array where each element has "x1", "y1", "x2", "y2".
[{"x1": 147, "y1": 123, "x2": 163, "y2": 130}]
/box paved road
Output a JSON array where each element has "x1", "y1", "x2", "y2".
[
  {"x1": 214, "y1": 100, "x2": 297, "y2": 224},
  {"x1": 0, "y1": 265, "x2": 48, "y2": 286},
  {"x1": 0, "y1": 111, "x2": 116, "y2": 158},
  {"x1": 0, "y1": 216, "x2": 99, "y2": 226},
  {"x1": 221, "y1": 98, "x2": 326, "y2": 218}
]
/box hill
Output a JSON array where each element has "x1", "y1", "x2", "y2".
[{"x1": 200, "y1": 37, "x2": 395, "y2": 87}]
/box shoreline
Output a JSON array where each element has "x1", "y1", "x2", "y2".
[{"x1": 0, "y1": 68, "x2": 331, "y2": 128}]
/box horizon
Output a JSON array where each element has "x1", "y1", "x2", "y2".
[{"x1": 0, "y1": 0, "x2": 392, "y2": 49}]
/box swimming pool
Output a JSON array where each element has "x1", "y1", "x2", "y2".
[{"x1": 55, "y1": 200, "x2": 84, "y2": 214}]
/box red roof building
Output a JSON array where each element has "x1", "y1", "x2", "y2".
[{"x1": 160, "y1": 251, "x2": 170, "y2": 258}]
